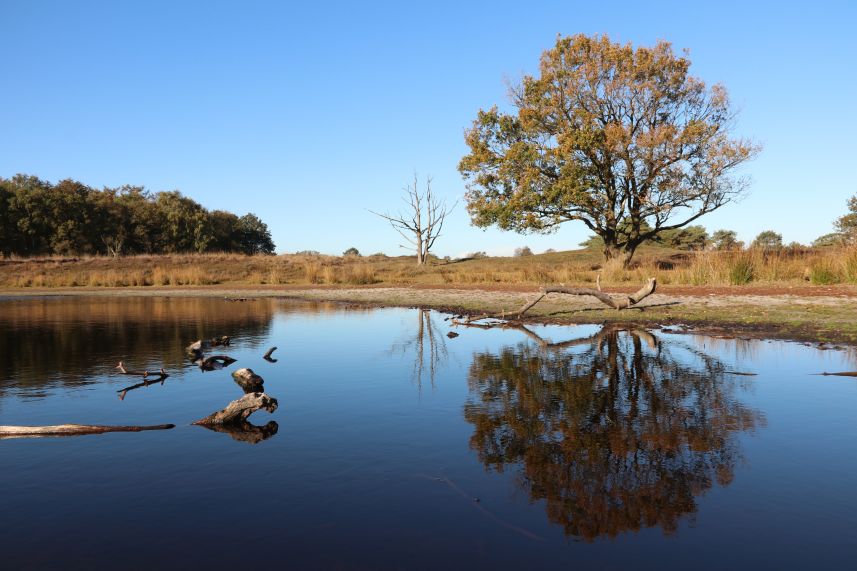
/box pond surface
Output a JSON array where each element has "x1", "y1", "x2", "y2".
[{"x1": 1, "y1": 297, "x2": 855, "y2": 570}]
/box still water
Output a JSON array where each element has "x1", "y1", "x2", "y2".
[{"x1": 1, "y1": 297, "x2": 855, "y2": 570}]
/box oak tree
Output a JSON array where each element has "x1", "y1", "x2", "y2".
[{"x1": 459, "y1": 34, "x2": 759, "y2": 266}]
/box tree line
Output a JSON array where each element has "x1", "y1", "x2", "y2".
[{"x1": 0, "y1": 174, "x2": 275, "y2": 257}]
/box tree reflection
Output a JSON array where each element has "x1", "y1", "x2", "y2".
[
  {"x1": 390, "y1": 309, "x2": 448, "y2": 393},
  {"x1": 464, "y1": 325, "x2": 764, "y2": 540}
]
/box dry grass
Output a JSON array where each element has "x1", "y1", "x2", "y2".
[{"x1": 4, "y1": 247, "x2": 857, "y2": 288}]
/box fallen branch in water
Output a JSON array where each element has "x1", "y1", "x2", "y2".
[
  {"x1": 192, "y1": 392, "x2": 278, "y2": 426},
  {"x1": 263, "y1": 347, "x2": 278, "y2": 362},
  {"x1": 117, "y1": 375, "x2": 171, "y2": 400},
  {"x1": 454, "y1": 278, "x2": 657, "y2": 325},
  {"x1": 116, "y1": 362, "x2": 168, "y2": 379},
  {"x1": 814, "y1": 371, "x2": 857, "y2": 377},
  {"x1": 0, "y1": 423, "x2": 175, "y2": 438}
]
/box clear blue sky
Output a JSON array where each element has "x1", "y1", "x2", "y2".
[{"x1": 2, "y1": 0, "x2": 855, "y2": 256}]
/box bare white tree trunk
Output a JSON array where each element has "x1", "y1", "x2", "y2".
[{"x1": 370, "y1": 174, "x2": 455, "y2": 265}]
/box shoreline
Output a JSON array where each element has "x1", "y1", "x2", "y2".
[{"x1": 3, "y1": 285, "x2": 857, "y2": 345}]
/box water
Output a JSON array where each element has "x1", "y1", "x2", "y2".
[{"x1": 1, "y1": 297, "x2": 855, "y2": 570}]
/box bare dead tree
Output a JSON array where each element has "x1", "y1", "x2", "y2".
[{"x1": 370, "y1": 173, "x2": 456, "y2": 265}]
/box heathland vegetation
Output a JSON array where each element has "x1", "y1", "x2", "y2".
[{"x1": 4, "y1": 34, "x2": 857, "y2": 294}]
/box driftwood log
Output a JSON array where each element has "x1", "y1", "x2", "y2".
[
  {"x1": 0, "y1": 423, "x2": 175, "y2": 438},
  {"x1": 232, "y1": 368, "x2": 265, "y2": 393},
  {"x1": 116, "y1": 362, "x2": 169, "y2": 379},
  {"x1": 192, "y1": 392, "x2": 278, "y2": 426},
  {"x1": 263, "y1": 347, "x2": 278, "y2": 362},
  {"x1": 455, "y1": 277, "x2": 657, "y2": 325}
]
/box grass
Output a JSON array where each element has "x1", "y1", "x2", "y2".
[{"x1": 4, "y1": 246, "x2": 857, "y2": 289}]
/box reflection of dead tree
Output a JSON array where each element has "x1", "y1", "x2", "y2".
[
  {"x1": 0, "y1": 423, "x2": 175, "y2": 438},
  {"x1": 390, "y1": 309, "x2": 449, "y2": 392},
  {"x1": 369, "y1": 174, "x2": 456, "y2": 265},
  {"x1": 117, "y1": 377, "x2": 171, "y2": 401},
  {"x1": 197, "y1": 420, "x2": 279, "y2": 444},
  {"x1": 115, "y1": 361, "x2": 171, "y2": 400},
  {"x1": 454, "y1": 278, "x2": 657, "y2": 325},
  {"x1": 452, "y1": 321, "x2": 652, "y2": 353}
]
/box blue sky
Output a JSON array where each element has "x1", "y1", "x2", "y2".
[{"x1": 1, "y1": 0, "x2": 855, "y2": 256}]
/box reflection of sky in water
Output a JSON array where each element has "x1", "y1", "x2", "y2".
[{"x1": 0, "y1": 298, "x2": 855, "y2": 570}]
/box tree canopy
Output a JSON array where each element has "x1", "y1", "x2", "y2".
[
  {"x1": 459, "y1": 34, "x2": 759, "y2": 266},
  {"x1": 751, "y1": 230, "x2": 783, "y2": 250},
  {"x1": 710, "y1": 229, "x2": 743, "y2": 251},
  {"x1": 0, "y1": 174, "x2": 275, "y2": 257}
]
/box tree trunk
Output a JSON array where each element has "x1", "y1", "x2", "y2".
[
  {"x1": 602, "y1": 241, "x2": 637, "y2": 268},
  {"x1": 415, "y1": 232, "x2": 425, "y2": 265}
]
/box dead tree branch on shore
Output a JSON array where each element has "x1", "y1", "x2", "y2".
[{"x1": 453, "y1": 278, "x2": 657, "y2": 325}]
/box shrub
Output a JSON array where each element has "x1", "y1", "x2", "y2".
[
  {"x1": 809, "y1": 259, "x2": 841, "y2": 285},
  {"x1": 343, "y1": 247, "x2": 361, "y2": 257},
  {"x1": 514, "y1": 246, "x2": 534, "y2": 257},
  {"x1": 729, "y1": 255, "x2": 755, "y2": 285}
]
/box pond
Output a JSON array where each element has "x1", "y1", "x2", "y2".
[{"x1": 1, "y1": 297, "x2": 855, "y2": 570}]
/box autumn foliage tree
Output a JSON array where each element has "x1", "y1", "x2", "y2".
[{"x1": 459, "y1": 34, "x2": 760, "y2": 266}]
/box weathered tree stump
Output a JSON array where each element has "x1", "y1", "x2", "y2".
[
  {"x1": 232, "y1": 368, "x2": 265, "y2": 393},
  {"x1": 192, "y1": 392, "x2": 278, "y2": 426}
]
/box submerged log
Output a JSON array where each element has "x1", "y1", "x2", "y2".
[
  {"x1": 0, "y1": 423, "x2": 175, "y2": 438},
  {"x1": 192, "y1": 392, "x2": 278, "y2": 426},
  {"x1": 232, "y1": 368, "x2": 265, "y2": 393},
  {"x1": 263, "y1": 347, "x2": 278, "y2": 362},
  {"x1": 117, "y1": 374, "x2": 171, "y2": 400}
]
